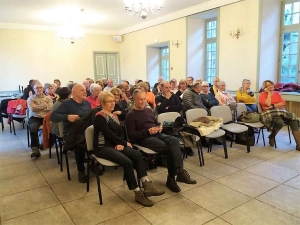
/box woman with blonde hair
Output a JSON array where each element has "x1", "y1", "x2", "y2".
[
  {"x1": 138, "y1": 82, "x2": 156, "y2": 108},
  {"x1": 175, "y1": 79, "x2": 188, "y2": 101},
  {"x1": 236, "y1": 79, "x2": 257, "y2": 112},
  {"x1": 110, "y1": 87, "x2": 128, "y2": 121}
]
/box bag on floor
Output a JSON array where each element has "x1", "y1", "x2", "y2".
[{"x1": 235, "y1": 128, "x2": 255, "y2": 146}]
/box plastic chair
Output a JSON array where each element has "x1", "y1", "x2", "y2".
[{"x1": 26, "y1": 108, "x2": 43, "y2": 147}]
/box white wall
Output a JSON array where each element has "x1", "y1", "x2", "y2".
[
  {"x1": 0, "y1": 29, "x2": 119, "y2": 91},
  {"x1": 146, "y1": 47, "x2": 160, "y2": 86},
  {"x1": 219, "y1": 0, "x2": 260, "y2": 91},
  {"x1": 187, "y1": 18, "x2": 206, "y2": 81},
  {"x1": 258, "y1": 0, "x2": 281, "y2": 90}
]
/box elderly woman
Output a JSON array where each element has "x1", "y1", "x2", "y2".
[
  {"x1": 86, "y1": 84, "x2": 102, "y2": 109},
  {"x1": 139, "y1": 82, "x2": 156, "y2": 108},
  {"x1": 44, "y1": 83, "x2": 58, "y2": 103},
  {"x1": 259, "y1": 80, "x2": 300, "y2": 149},
  {"x1": 215, "y1": 81, "x2": 236, "y2": 106},
  {"x1": 110, "y1": 87, "x2": 128, "y2": 121},
  {"x1": 236, "y1": 79, "x2": 257, "y2": 112},
  {"x1": 175, "y1": 79, "x2": 188, "y2": 101},
  {"x1": 209, "y1": 77, "x2": 219, "y2": 96},
  {"x1": 93, "y1": 91, "x2": 165, "y2": 207}
]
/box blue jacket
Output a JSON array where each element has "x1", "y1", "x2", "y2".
[{"x1": 200, "y1": 92, "x2": 219, "y2": 109}]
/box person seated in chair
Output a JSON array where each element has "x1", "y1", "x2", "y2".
[
  {"x1": 125, "y1": 89, "x2": 197, "y2": 193},
  {"x1": 236, "y1": 79, "x2": 257, "y2": 112},
  {"x1": 27, "y1": 82, "x2": 53, "y2": 158},
  {"x1": 200, "y1": 81, "x2": 219, "y2": 110},
  {"x1": 182, "y1": 82, "x2": 207, "y2": 113},
  {"x1": 110, "y1": 87, "x2": 128, "y2": 121},
  {"x1": 209, "y1": 77, "x2": 219, "y2": 96},
  {"x1": 94, "y1": 91, "x2": 165, "y2": 207},
  {"x1": 155, "y1": 81, "x2": 182, "y2": 114},
  {"x1": 175, "y1": 79, "x2": 188, "y2": 102},
  {"x1": 215, "y1": 81, "x2": 236, "y2": 106},
  {"x1": 86, "y1": 84, "x2": 102, "y2": 109},
  {"x1": 139, "y1": 82, "x2": 156, "y2": 108}
]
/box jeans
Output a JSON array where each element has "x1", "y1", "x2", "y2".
[
  {"x1": 74, "y1": 145, "x2": 86, "y2": 172},
  {"x1": 138, "y1": 133, "x2": 183, "y2": 176},
  {"x1": 28, "y1": 117, "x2": 44, "y2": 148},
  {"x1": 246, "y1": 104, "x2": 258, "y2": 113},
  {"x1": 94, "y1": 146, "x2": 147, "y2": 190}
]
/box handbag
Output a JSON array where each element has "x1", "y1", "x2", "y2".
[
  {"x1": 240, "y1": 111, "x2": 260, "y2": 123},
  {"x1": 235, "y1": 127, "x2": 255, "y2": 146},
  {"x1": 228, "y1": 102, "x2": 237, "y2": 111}
]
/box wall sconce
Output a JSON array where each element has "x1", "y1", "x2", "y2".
[
  {"x1": 172, "y1": 40, "x2": 180, "y2": 48},
  {"x1": 230, "y1": 28, "x2": 241, "y2": 39}
]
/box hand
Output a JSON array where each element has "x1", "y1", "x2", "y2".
[
  {"x1": 67, "y1": 115, "x2": 80, "y2": 122},
  {"x1": 165, "y1": 91, "x2": 172, "y2": 99},
  {"x1": 127, "y1": 142, "x2": 132, "y2": 148},
  {"x1": 157, "y1": 126, "x2": 163, "y2": 133},
  {"x1": 264, "y1": 88, "x2": 270, "y2": 93},
  {"x1": 148, "y1": 127, "x2": 159, "y2": 134},
  {"x1": 115, "y1": 145, "x2": 124, "y2": 151},
  {"x1": 165, "y1": 106, "x2": 169, "y2": 110},
  {"x1": 113, "y1": 111, "x2": 121, "y2": 115},
  {"x1": 29, "y1": 91, "x2": 33, "y2": 97}
]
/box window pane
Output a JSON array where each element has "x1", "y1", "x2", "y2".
[
  {"x1": 284, "y1": 14, "x2": 292, "y2": 25},
  {"x1": 282, "y1": 55, "x2": 289, "y2": 66},
  {"x1": 293, "y1": 2, "x2": 300, "y2": 13},
  {"x1": 207, "y1": 30, "x2": 211, "y2": 39},
  {"x1": 290, "y1": 55, "x2": 297, "y2": 65},
  {"x1": 212, "y1": 43, "x2": 216, "y2": 51},
  {"x1": 292, "y1": 32, "x2": 299, "y2": 42},
  {"x1": 290, "y1": 65, "x2": 297, "y2": 76},
  {"x1": 212, "y1": 60, "x2": 216, "y2": 68},
  {"x1": 207, "y1": 60, "x2": 211, "y2": 68},
  {"x1": 290, "y1": 43, "x2": 298, "y2": 54},
  {"x1": 281, "y1": 66, "x2": 289, "y2": 77},
  {"x1": 292, "y1": 13, "x2": 300, "y2": 24},
  {"x1": 212, "y1": 52, "x2": 216, "y2": 60},
  {"x1": 212, "y1": 21, "x2": 217, "y2": 29},
  {"x1": 285, "y1": 3, "x2": 292, "y2": 15},
  {"x1": 207, "y1": 21, "x2": 211, "y2": 30},
  {"x1": 288, "y1": 77, "x2": 296, "y2": 83},
  {"x1": 207, "y1": 69, "x2": 211, "y2": 77},
  {"x1": 212, "y1": 29, "x2": 217, "y2": 38},
  {"x1": 207, "y1": 43, "x2": 211, "y2": 51},
  {"x1": 207, "y1": 52, "x2": 211, "y2": 60},
  {"x1": 283, "y1": 44, "x2": 290, "y2": 54}
]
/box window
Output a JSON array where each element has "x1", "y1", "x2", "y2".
[
  {"x1": 206, "y1": 19, "x2": 217, "y2": 84},
  {"x1": 160, "y1": 47, "x2": 170, "y2": 81},
  {"x1": 280, "y1": 1, "x2": 300, "y2": 83}
]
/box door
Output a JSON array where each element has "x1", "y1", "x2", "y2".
[{"x1": 94, "y1": 53, "x2": 119, "y2": 84}]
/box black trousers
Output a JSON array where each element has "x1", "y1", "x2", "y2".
[
  {"x1": 138, "y1": 133, "x2": 183, "y2": 177},
  {"x1": 94, "y1": 146, "x2": 147, "y2": 190},
  {"x1": 28, "y1": 117, "x2": 44, "y2": 148}
]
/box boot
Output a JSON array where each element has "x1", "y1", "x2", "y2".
[
  {"x1": 143, "y1": 180, "x2": 165, "y2": 197},
  {"x1": 292, "y1": 130, "x2": 300, "y2": 151},
  {"x1": 166, "y1": 175, "x2": 181, "y2": 193},
  {"x1": 176, "y1": 169, "x2": 197, "y2": 184},
  {"x1": 78, "y1": 171, "x2": 87, "y2": 183},
  {"x1": 134, "y1": 190, "x2": 154, "y2": 207},
  {"x1": 30, "y1": 147, "x2": 41, "y2": 158},
  {"x1": 268, "y1": 128, "x2": 280, "y2": 147}
]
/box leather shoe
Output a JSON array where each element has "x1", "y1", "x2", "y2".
[
  {"x1": 166, "y1": 175, "x2": 181, "y2": 193},
  {"x1": 176, "y1": 169, "x2": 197, "y2": 184},
  {"x1": 186, "y1": 147, "x2": 194, "y2": 156},
  {"x1": 78, "y1": 171, "x2": 87, "y2": 183}
]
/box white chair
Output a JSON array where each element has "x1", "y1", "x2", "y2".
[
  {"x1": 85, "y1": 125, "x2": 119, "y2": 205},
  {"x1": 210, "y1": 106, "x2": 251, "y2": 153},
  {"x1": 157, "y1": 112, "x2": 181, "y2": 125},
  {"x1": 236, "y1": 103, "x2": 266, "y2": 146},
  {"x1": 185, "y1": 109, "x2": 228, "y2": 165}
]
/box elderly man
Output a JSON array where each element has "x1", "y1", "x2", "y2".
[
  {"x1": 182, "y1": 82, "x2": 207, "y2": 112},
  {"x1": 83, "y1": 80, "x2": 91, "y2": 96},
  {"x1": 122, "y1": 80, "x2": 131, "y2": 98},
  {"x1": 104, "y1": 79, "x2": 114, "y2": 91},
  {"x1": 155, "y1": 81, "x2": 182, "y2": 114},
  {"x1": 125, "y1": 89, "x2": 196, "y2": 193},
  {"x1": 27, "y1": 83, "x2": 53, "y2": 158},
  {"x1": 200, "y1": 81, "x2": 219, "y2": 110},
  {"x1": 51, "y1": 84, "x2": 92, "y2": 183},
  {"x1": 187, "y1": 76, "x2": 194, "y2": 89}
]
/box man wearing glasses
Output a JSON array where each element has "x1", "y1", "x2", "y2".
[{"x1": 200, "y1": 81, "x2": 219, "y2": 110}]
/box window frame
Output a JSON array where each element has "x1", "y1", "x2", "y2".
[{"x1": 160, "y1": 47, "x2": 170, "y2": 81}]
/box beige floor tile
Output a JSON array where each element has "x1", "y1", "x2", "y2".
[
  {"x1": 204, "y1": 218, "x2": 231, "y2": 225},
  {"x1": 257, "y1": 185, "x2": 300, "y2": 218},
  {"x1": 51, "y1": 177, "x2": 109, "y2": 203},
  {"x1": 238, "y1": 146, "x2": 284, "y2": 160},
  {"x1": 137, "y1": 195, "x2": 215, "y2": 225},
  {"x1": 0, "y1": 152, "x2": 31, "y2": 167},
  {"x1": 0, "y1": 172, "x2": 48, "y2": 197},
  {"x1": 0, "y1": 161, "x2": 38, "y2": 180},
  {"x1": 285, "y1": 175, "x2": 300, "y2": 190},
  {"x1": 2, "y1": 205, "x2": 74, "y2": 225},
  {"x1": 213, "y1": 152, "x2": 263, "y2": 169},
  {"x1": 99, "y1": 167, "x2": 127, "y2": 189},
  {"x1": 0, "y1": 143, "x2": 27, "y2": 155},
  {"x1": 221, "y1": 200, "x2": 300, "y2": 225},
  {"x1": 34, "y1": 154, "x2": 76, "y2": 171},
  {"x1": 146, "y1": 166, "x2": 168, "y2": 177},
  {"x1": 41, "y1": 167, "x2": 78, "y2": 185},
  {"x1": 267, "y1": 151, "x2": 300, "y2": 171},
  {"x1": 0, "y1": 186, "x2": 60, "y2": 221},
  {"x1": 245, "y1": 161, "x2": 300, "y2": 183},
  {"x1": 186, "y1": 159, "x2": 239, "y2": 180},
  {"x1": 216, "y1": 170, "x2": 279, "y2": 197},
  {"x1": 182, "y1": 182, "x2": 251, "y2": 216},
  {"x1": 151, "y1": 170, "x2": 211, "y2": 193},
  {"x1": 100, "y1": 211, "x2": 150, "y2": 225},
  {"x1": 63, "y1": 190, "x2": 133, "y2": 225}
]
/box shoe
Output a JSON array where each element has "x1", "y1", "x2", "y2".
[
  {"x1": 30, "y1": 147, "x2": 41, "y2": 158},
  {"x1": 78, "y1": 171, "x2": 87, "y2": 183},
  {"x1": 292, "y1": 130, "x2": 300, "y2": 151},
  {"x1": 213, "y1": 139, "x2": 223, "y2": 145},
  {"x1": 166, "y1": 175, "x2": 181, "y2": 193},
  {"x1": 186, "y1": 147, "x2": 194, "y2": 156},
  {"x1": 268, "y1": 128, "x2": 280, "y2": 147},
  {"x1": 201, "y1": 137, "x2": 209, "y2": 147},
  {"x1": 134, "y1": 190, "x2": 154, "y2": 207},
  {"x1": 176, "y1": 169, "x2": 197, "y2": 184},
  {"x1": 143, "y1": 180, "x2": 165, "y2": 197}
]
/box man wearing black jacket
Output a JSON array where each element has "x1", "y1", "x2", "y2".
[{"x1": 155, "y1": 81, "x2": 182, "y2": 114}]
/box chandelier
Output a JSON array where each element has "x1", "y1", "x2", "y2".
[
  {"x1": 124, "y1": 0, "x2": 163, "y2": 20},
  {"x1": 56, "y1": 24, "x2": 84, "y2": 44}
]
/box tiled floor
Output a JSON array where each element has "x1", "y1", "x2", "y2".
[{"x1": 1, "y1": 123, "x2": 300, "y2": 225}]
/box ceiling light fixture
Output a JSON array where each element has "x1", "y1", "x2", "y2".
[{"x1": 124, "y1": 0, "x2": 163, "y2": 20}]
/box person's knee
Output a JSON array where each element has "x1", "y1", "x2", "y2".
[
  {"x1": 123, "y1": 158, "x2": 133, "y2": 169},
  {"x1": 273, "y1": 118, "x2": 285, "y2": 129}
]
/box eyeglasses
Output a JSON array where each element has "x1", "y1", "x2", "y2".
[
  {"x1": 104, "y1": 100, "x2": 116, "y2": 104},
  {"x1": 202, "y1": 86, "x2": 209, "y2": 87}
]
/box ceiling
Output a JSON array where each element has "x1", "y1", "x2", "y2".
[{"x1": 0, "y1": 0, "x2": 216, "y2": 34}]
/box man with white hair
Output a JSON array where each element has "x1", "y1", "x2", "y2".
[
  {"x1": 200, "y1": 81, "x2": 219, "y2": 110},
  {"x1": 103, "y1": 79, "x2": 114, "y2": 91}
]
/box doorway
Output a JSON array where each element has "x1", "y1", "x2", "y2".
[{"x1": 94, "y1": 53, "x2": 120, "y2": 84}]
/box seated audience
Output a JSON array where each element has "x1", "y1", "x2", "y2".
[
  {"x1": 51, "y1": 84, "x2": 92, "y2": 183},
  {"x1": 83, "y1": 80, "x2": 91, "y2": 96},
  {"x1": 54, "y1": 79, "x2": 61, "y2": 94},
  {"x1": 44, "y1": 83, "x2": 58, "y2": 103},
  {"x1": 259, "y1": 80, "x2": 300, "y2": 150},
  {"x1": 139, "y1": 82, "x2": 156, "y2": 108},
  {"x1": 135, "y1": 79, "x2": 139, "y2": 85},
  {"x1": 86, "y1": 84, "x2": 102, "y2": 109},
  {"x1": 125, "y1": 89, "x2": 197, "y2": 193},
  {"x1": 88, "y1": 79, "x2": 94, "y2": 84},
  {"x1": 95, "y1": 80, "x2": 103, "y2": 87},
  {"x1": 195, "y1": 79, "x2": 202, "y2": 84},
  {"x1": 200, "y1": 81, "x2": 219, "y2": 110},
  {"x1": 111, "y1": 87, "x2": 128, "y2": 121},
  {"x1": 153, "y1": 76, "x2": 163, "y2": 89},
  {"x1": 152, "y1": 81, "x2": 162, "y2": 96},
  {"x1": 236, "y1": 79, "x2": 257, "y2": 112},
  {"x1": 175, "y1": 79, "x2": 187, "y2": 101},
  {"x1": 127, "y1": 85, "x2": 151, "y2": 111},
  {"x1": 50, "y1": 87, "x2": 71, "y2": 136},
  {"x1": 104, "y1": 79, "x2": 114, "y2": 91},
  {"x1": 122, "y1": 80, "x2": 131, "y2": 98},
  {"x1": 155, "y1": 81, "x2": 182, "y2": 114},
  {"x1": 27, "y1": 82, "x2": 53, "y2": 158},
  {"x1": 102, "y1": 78, "x2": 108, "y2": 88},
  {"x1": 171, "y1": 78, "x2": 177, "y2": 89},
  {"x1": 187, "y1": 76, "x2": 194, "y2": 89},
  {"x1": 22, "y1": 79, "x2": 38, "y2": 100},
  {"x1": 215, "y1": 81, "x2": 236, "y2": 106},
  {"x1": 209, "y1": 77, "x2": 219, "y2": 96},
  {"x1": 94, "y1": 91, "x2": 165, "y2": 207},
  {"x1": 170, "y1": 79, "x2": 177, "y2": 93},
  {"x1": 182, "y1": 82, "x2": 207, "y2": 112},
  {"x1": 116, "y1": 84, "x2": 129, "y2": 109}
]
